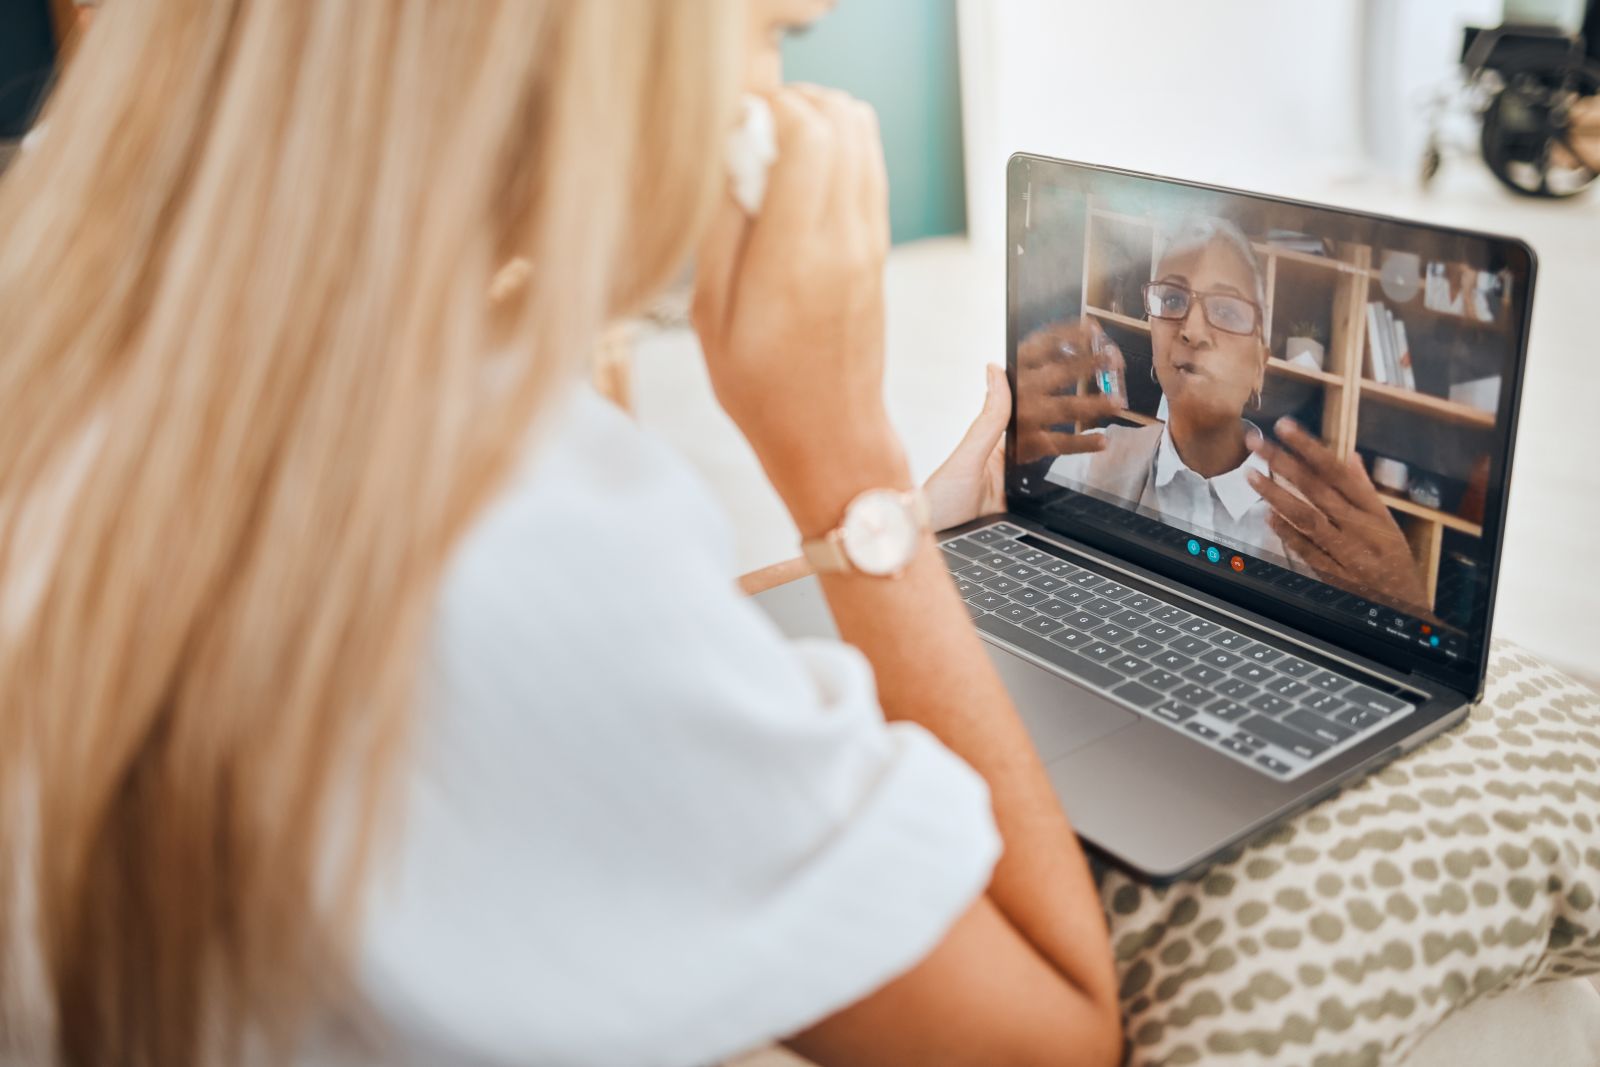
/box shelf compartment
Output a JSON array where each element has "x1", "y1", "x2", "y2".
[
  {"x1": 1378, "y1": 491, "x2": 1485, "y2": 537},
  {"x1": 1085, "y1": 307, "x2": 1150, "y2": 332},
  {"x1": 1266, "y1": 356, "x2": 1341, "y2": 386},
  {"x1": 1360, "y1": 380, "x2": 1496, "y2": 430}
]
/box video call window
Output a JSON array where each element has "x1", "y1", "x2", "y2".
[{"x1": 1009, "y1": 168, "x2": 1524, "y2": 657}]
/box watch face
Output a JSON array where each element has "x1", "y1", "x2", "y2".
[{"x1": 840, "y1": 490, "x2": 920, "y2": 576}]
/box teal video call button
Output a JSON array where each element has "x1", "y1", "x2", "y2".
[
  {"x1": 1205, "y1": 546, "x2": 1222, "y2": 564},
  {"x1": 1186, "y1": 539, "x2": 1202, "y2": 556}
]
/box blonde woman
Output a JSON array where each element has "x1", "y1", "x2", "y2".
[{"x1": 0, "y1": 2, "x2": 1119, "y2": 1065}]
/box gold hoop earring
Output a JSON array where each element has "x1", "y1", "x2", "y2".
[
  {"x1": 1150, "y1": 363, "x2": 1159, "y2": 385},
  {"x1": 1250, "y1": 387, "x2": 1263, "y2": 410}
]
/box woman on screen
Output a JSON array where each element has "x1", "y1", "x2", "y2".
[
  {"x1": 1025, "y1": 217, "x2": 1432, "y2": 614},
  {"x1": 1034, "y1": 218, "x2": 1283, "y2": 556}
]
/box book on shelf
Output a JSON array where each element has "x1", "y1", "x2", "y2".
[{"x1": 1364, "y1": 301, "x2": 1416, "y2": 391}]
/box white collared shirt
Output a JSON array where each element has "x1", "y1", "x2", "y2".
[{"x1": 1045, "y1": 421, "x2": 1289, "y2": 564}]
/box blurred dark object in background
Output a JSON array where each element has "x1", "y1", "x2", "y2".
[{"x1": 1, "y1": 0, "x2": 60, "y2": 142}]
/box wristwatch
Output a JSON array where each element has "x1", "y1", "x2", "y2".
[{"x1": 801, "y1": 488, "x2": 930, "y2": 578}]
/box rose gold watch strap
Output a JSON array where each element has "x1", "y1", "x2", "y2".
[{"x1": 801, "y1": 532, "x2": 850, "y2": 574}]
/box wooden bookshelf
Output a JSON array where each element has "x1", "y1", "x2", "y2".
[{"x1": 1077, "y1": 198, "x2": 1504, "y2": 612}]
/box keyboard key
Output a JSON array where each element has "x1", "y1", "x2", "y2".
[
  {"x1": 973, "y1": 614, "x2": 1121, "y2": 691},
  {"x1": 984, "y1": 576, "x2": 1022, "y2": 595},
  {"x1": 956, "y1": 563, "x2": 995, "y2": 583},
  {"x1": 1197, "y1": 648, "x2": 1244, "y2": 671},
  {"x1": 1069, "y1": 572, "x2": 1107, "y2": 590},
  {"x1": 967, "y1": 527, "x2": 1003, "y2": 545},
  {"x1": 1241, "y1": 643, "x2": 1284, "y2": 664},
  {"x1": 1064, "y1": 612, "x2": 1101, "y2": 631},
  {"x1": 1140, "y1": 622, "x2": 1181, "y2": 642},
  {"x1": 1122, "y1": 636, "x2": 1161, "y2": 658},
  {"x1": 1277, "y1": 656, "x2": 1317, "y2": 678},
  {"x1": 1096, "y1": 582, "x2": 1134, "y2": 601},
  {"x1": 1182, "y1": 663, "x2": 1228, "y2": 686},
  {"x1": 1108, "y1": 610, "x2": 1147, "y2": 630},
  {"x1": 1302, "y1": 691, "x2": 1346, "y2": 714},
  {"x1": 1346, "y1": 686, "x2": 1413, "y2": 717},
  {"x1": 1285, "y1": 708, "x2": 1353, "y2": 745},
  {"x1": 1030, "y1": 575, "x2": 1069, "y2": 594},
  {"x1": 1184, "y1": 721, "x2": 1222, "y2": 741},
  {"x1": 1108, "y1": 655, "x2": 1149, "y2": 676},
  {"x1": 1231, "y1": 731, "x2": 1267, "y2": 749},
  {"x1": 1122, "y1": 594, "x2": 1160, "y2": 613},
  {"x1": 1256, "y1": 754, "x2": 1295, "y2": 776},
  {"x1": 1209, "y1": 630, "x2": 1252, "y2": 650},
  {"x1": 1217, "y1": 678, "x2": 1258, "y2": 700},
  {"x1": 989, "y1": 523, "x2": 1025, "y2": 538},
  {"x1": 942, "y1": 550, "x2": 968, "y2": 571},
  {"x1": 1152, "y1": 701, "x2": 1197, "y2": 724},
  {"x1": 1023, "y1": 616, "x2": 1064, "y2": 637},
  {"x1": 955, "y1": 579, "x2": 982, "y2": 599},
  {"x1": 1092, "y1": 623, "x2": 1134, "y2": 643},
  {"x1": 1334, "y1": 706, "x2": 1381, "y2": 731},
  {"x1": 1264, "y1": 677, "x2": 1310, "y2": 699},
  {"x1": 1009, "y1": 587, "x2": 1048, "y2": 607},
  {"x1": 1179, "y1": 618, "x2": 1221, "y2": 638},
  {"x1": 1170, "y1": 636, "x2": 1211, "y2": 656},
  {"x1": 1171, "y1": 683, "x2": 1211, "y2": 706},
  {"x1": 1081, "y1": 598, "x2": 1121, "y2": 617},
  {"x1": 1034, "y1": 599, "x2": 1075, "y2": 619},
  {"x1": 1233, "y1": 663, "x2": 1274, "y2": 684},
  {"x1": 1055, "y1": 587, "x2": 1094, "y2": 606},
  {"x1": 1247, "y1": 693, "x2": 1293, "y2": 716},
  {"x1": 1113, "y1": 681, "x2": 1163, "y2": 709},
  {"x1": 1081, "y1": 641, "x2": 1121, "y2": 662},
  {"x1": 1149, "y1": 605, "x2": 1190, "y2": 624},
  {"x1": 991, "y1": 539, "x2": 1027, "y2": 556},
  {"x1": 963, "y1": 601, "x2": 986, "y2": 619},
  {"x1": 1040, "y1": 560, "x2": 1079, "y2": 578},
  {"x1": 1151, "y1": 650, "x2": 1193, "y2": 672},
  {"x1": 1141, "y1": 669, "x2": 1183, "y2": 691},
  {"x1": 1206, "y1": 698, "x2": 1251, "y2": 722},
  {"x1": 996, "y1": 604, "x2": 1037, "y2": 625},
  {"x1": 972, "y1": 591, "x2": 1010, "y2": 611},
  {"x1": 1240, "y1": 715, "x2": 1327, "y2": 760},
  {"x1": 1048, "y1": 627, "x2": 1092, "y2": 650},
  {"x1": 1003, "y1": 563, "x2": 1041, "y2": 581},
  {"x1": 1016, "y1": 550, "x2": 1051, "y2": 567},
  {"x1": 978, "y1": 553, "x2": 1013, "y2": 571},
  {"x1": 942, "y1": 538, "x2": 990, "y2": 559},
  {"x1": 1222, "y1": 733, "x2": 1259, "y2": 756},
  {"x1": 1306, "y1": 671, "x2": 1350, "y2": 693}
]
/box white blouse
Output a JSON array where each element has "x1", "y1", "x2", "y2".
[
  {"x1": 311, "y1": 385, "x2": 1001, "y2": 1066},
  {"x1": 1044, "y1": 421, "x2": 1289, "y2": 563}
]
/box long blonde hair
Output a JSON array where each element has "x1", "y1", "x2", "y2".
[{"x1": 0, "y1": 2, "x2": 737, "y2": 1062}]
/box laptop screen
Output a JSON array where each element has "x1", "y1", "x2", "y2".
[{"x1": 1005, "y1": 156, "x2": 1534, "y2": 693}]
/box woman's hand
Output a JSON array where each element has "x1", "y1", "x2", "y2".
[
  {"x1": 924, "y1": 364, "x2": 1009, "y2": 532},
  {"x1": 693, "y1": 85, "x2": 904, "y2": 536},
  {"x1": 1014, "y1": 318, "x2": 1128, "y2": 465},
  {"x1": 1246, "y1": 418, "x2": 1432, "y2": 616}
]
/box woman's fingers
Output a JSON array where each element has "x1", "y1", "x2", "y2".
[
  {"x1": 756, "y1": 90, "x2": 834, "y2": 237},
  {"x1": 1246, "y1": 428, "x2": 1354, "y2": 529},
  {"x1": 1247, "y1": 468, "x2": 1343, "y2": 555},
  {"x1": 951, "y1": 364, "x2": 1012, "y2": 465},
  {"x1": 1270, "y1": 419, "x2": 1381, "y2": 516}
]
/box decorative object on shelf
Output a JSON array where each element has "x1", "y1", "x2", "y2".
[
  {"x1": 1449, "y1": 374, "x2": 1503, "y2": 415},
  {"x1": 1284, "y1": 321, "x2": 1326, "y2": 371},
  {"x1": 1372, "y1": 456, "x2": 1411, "y2": 494},
  {"x1": 1408, "y1": 474, "x2": 1444, "y2": 510},
  {"x1": 1379, "y1": 250, "x2": 1423, "y2": 304},
  {"x1": 1424, "y1": 262, "x2": 1508, "y2": 324}
]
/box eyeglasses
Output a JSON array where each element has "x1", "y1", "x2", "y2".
[{"x1": 1141, "y1": 282, "x2": 1262, "y2": 336}]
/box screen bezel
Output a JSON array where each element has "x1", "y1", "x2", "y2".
[{"x1": 1003, "y1": 153, "x2": 1537, "y2": 700}]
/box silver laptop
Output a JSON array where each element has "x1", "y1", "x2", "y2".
[{"x1": 756, "y1": 154, "x2": 1535, "y2": 882}]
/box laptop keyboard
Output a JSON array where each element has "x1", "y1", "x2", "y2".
[{"x1": 944, "y1": 522, "x2": 1417, "y2": 781}]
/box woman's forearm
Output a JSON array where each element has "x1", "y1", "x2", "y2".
[{"x1": 809, "y1": 530, "x2": 1119, "y2": 1027}]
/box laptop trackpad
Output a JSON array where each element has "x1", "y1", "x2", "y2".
[{"x1": 986, "y1": 644, "x2": 1137, "y2": 761}]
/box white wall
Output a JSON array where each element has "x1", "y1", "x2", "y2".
[{"x1": 959, "y1": 1, "x2": 1369, "y2": 246}]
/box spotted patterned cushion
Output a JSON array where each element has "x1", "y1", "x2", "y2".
[{"x1": 1097, "y1": 641, "x2": 1600, "y2": 1066}]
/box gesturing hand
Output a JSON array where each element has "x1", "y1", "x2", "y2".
[
  {"x1": 1014, "y1": 318, "x2": 1128, "y2": 465},
  {"x1": 1245, "y1": 418, "x2": 1431, "y2": 616}
]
